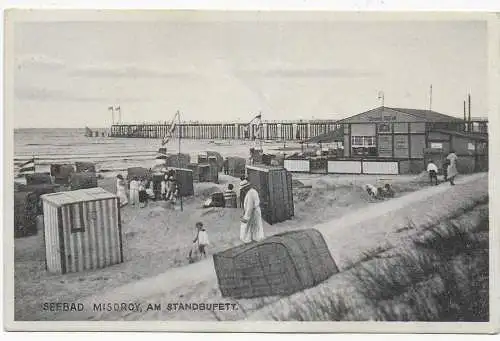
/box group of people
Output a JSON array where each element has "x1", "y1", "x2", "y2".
[
  {"x1": 427, "y1": 150, "x2": 459, "y2": 186},
  {"x1": 115, "y1": 170, "x2": 180, "y2": 208},
  {"x1": 365, "y1": 183, "x2": 395, "y2": 200}
]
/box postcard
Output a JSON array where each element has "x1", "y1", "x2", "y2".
[{"x1": 3, "y1": 9, "x2": 499, "y2": 333}]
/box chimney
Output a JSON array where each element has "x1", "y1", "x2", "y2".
[
  {"x1": 463, "y1": 100, "x2": 467, "y2": 132},
  {"x1": 468, "y1": 94, "x2": 472, "y2": 132}
]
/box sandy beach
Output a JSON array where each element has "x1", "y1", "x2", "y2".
[{"x1": 14, "y1": 170, "x2": 435, "y2": 321}]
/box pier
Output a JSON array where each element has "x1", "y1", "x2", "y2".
[{"x1": 110, "y1": 120, "x2": 341, "y2": 141}]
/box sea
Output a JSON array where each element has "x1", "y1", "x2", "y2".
[{"x1": 14, "y1": 128, "x2": 299, "y2": 180}]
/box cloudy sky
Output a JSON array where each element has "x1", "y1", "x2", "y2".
[{"x1": 11, "y1": 13, "x2": 488, "y2": 128}]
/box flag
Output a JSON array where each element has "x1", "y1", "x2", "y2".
[
  {"x1": 115, "y1": 105, "x2": 121, "y2": 111},
  {"x1": 161, "y1": 111, "x2": 179, "y2": 146},
  {"x1": 18, "y1": 158, "x2": 35, "y2": 176},
  {"x1": 108, "y1": 106, "x2": 114, "y2": 111}
]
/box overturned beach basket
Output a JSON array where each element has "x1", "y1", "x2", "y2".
[
  {"x1": 213, "y1": 229, "x2": 339, "y2": 299},
  {"x1": 197, "y1": 154, "x2": 208, "y2": 164},
  {"x1": 208, "y1": 157, "x2": 220, "y2": 183},
  {"x1": 75, "y1": 162, "x2": 96, "y2": 173},
  {"x1": 227, "y1": 156, "x2": 246, "y2": 178},
  {"x1": 198, "y1": 151, "x2": 223, "y2": 171},
  {"x1": 165, "y1": 153, "x2": 191, "y2": 169},
  {"x1": 14, "y1": 191, "x2": 39, "y2": 238},
  {"x1": 25, "y1": 173, "x2": 52, "y2": 186},
  {"x1": 187, "y1": 163, "x2": 200, "y2": 182},
  {"x1": 70, "y1": 172, "x2": 98, "y2": 190},
  {"x1": 170, "y1": 167, "x2": 194, "y2": 197},
  {"x1": 41, "y1": 188, "x2": 124, "y2": 274},
  {"x1": 207, "y1": 151, "x2": 223, "y2": 171},
  {"x1": 127, "y1": 167, "x2": 151, "y2": 182},
  {"x1": 245, "y1": 165, "x2": 294, "y2": 225},
  {"x1": 197, "y1": 164, "x2": 219, "y2": 183},
  {"x1": 50, "y1": 164, "x2": 75, "y2": 185}
]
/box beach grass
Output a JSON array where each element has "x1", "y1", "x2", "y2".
[{"x1": 269, "y1": 202, "x2": 489, "y2": 322}]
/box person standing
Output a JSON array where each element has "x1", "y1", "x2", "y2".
[
  {"x1": 223, "y1": 157, "x2": 229, "y2": 175},
  {"x1": 446, "y1": 150, "x2": 459, "y2": 186},
  {"x1": 166, "y1": 175, "x2": 176, "y2": 202},
  {"x1": 239, "y1": 179, "x2": 264, "y2": 243},
  {"x1": 427, "y1": 160, "x2": 439, "y2": 185},
  {"x1": 129, "y1": 177, "x2": 140, "y2": 206},
  {"x1": 116, "y1": 174, "x2": 128, "y2": 207},
  {"x1": 138, "y1": 178, "x2": 148, "y2": 208},
  {"x1": 223, "y1": 183, "x2": 238, "y2": 208},
  {"x1": 160, "y1": 174, "x2": 168, "y2": 200},
  {"x1": 188, "y1": 222, "x2": 210, "y2": 263}
]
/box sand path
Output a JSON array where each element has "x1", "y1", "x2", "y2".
[{"x1": 52, "y1": 172, "x2": 488, "y2": 321}]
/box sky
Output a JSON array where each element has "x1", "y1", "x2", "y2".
[{"x1": 10, "y1": 13, "x2": 488, "y2": 128}]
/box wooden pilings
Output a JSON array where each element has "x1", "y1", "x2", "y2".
[{"x1": 109, "y1": 121, "x2": 339, "y2": 140}]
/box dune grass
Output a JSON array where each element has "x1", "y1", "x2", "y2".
[{"x1": 272, "y1": 202, "x2": 489, "y2": 322}]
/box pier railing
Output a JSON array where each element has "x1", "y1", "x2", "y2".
[{"x1": 109, "y1": 120, "x2": 342, "y2": 141}]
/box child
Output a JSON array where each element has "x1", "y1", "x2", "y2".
[
  {"x1": 223, "y1": 183, "x2": 237, "y2": 208},
  {"x1": 188, "y1": 222, "x2": 209, "y2": 263},
  {"x1": 166, "y1": 175, "x2": 177, "y2": 202},
  {"x1": 427, "y1": 160, "x2": 439, "y2": 185}
]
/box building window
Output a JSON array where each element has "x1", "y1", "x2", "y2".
[
  {"x1": 351, "y1": 136, "x2": 376, "y2": 147},
  {"x1": 468, "y1": 142, "x2": 475, "y2": 151},
  {"x1": 352, "y1": 136, "x2": 377, "y2": 156},
  {"x1": 430, "y1": 142, "x2": 443, "y2": 149},
  {"x1": 378, "y1": 123, "x2": 391, "y2": 133}
]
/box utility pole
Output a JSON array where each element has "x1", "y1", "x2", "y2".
[
  {"x1": 463, "y1": 100, "x2": 467, "y2": 132},
  {"x1": 468, "y1": 94, "x2": 472, "y2": 132},
  {"x1": 429, "y1": 84, "x2": 433, "y2": 111}
]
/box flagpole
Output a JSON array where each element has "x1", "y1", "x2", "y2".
[
  {"x1": 177, "y1": 110, "x2": 183, "y2": 212},
  {"x1": 177, "y1": 110, "x2": 181, "y2": 156}
]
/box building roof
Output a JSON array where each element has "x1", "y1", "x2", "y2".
[
  {"x1": 388, "y1": 107, "x2": 464, "y2": 123},
  {"x1": 41, "y1": 187, "x2": 116, "y2": 206},
  {"x1": 337, "y1": 106, "x2": 465, "y2": 124},
  {"x1": 431, "y1": 129, "x2": 488, "y2": 142}
]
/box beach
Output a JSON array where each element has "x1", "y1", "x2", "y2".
[{"x1": 14, "y1": 159, "x2": 438, "y2": 321}]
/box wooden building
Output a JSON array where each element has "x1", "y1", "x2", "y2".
[
  {"x1": 41, "y1": 188, "x2": 124, "y2": 274},
  {"x1": 245, "y1": 165, "x2": 294, "y2": 225},
  {"x1": 285, "y1": 106, "x2": 488, "y2": 175}
]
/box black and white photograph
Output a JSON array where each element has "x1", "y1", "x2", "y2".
[{"x1": 3, "y1": 9, "x2": 499, "y2": 333}]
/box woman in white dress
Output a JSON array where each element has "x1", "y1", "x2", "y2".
[
  {"x1": 239, "y1": 179, "x2": 264, "y2": 243},
  {"x1": 116, "y1": 174, "x2": 128, "y2": 207},
  {"x1": 446, "y1": 150, "x2": 459, "y2": 185},
  {"x1": 129, "y1": 177, "x2": 140, "y2": 206}
]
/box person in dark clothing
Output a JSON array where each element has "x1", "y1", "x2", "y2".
[
  {"x1": 223, "y1": 158, "x2": 229, "y2": 175},
  {"x1": 138, "y1": 178, "x2": 148, "y2": 208}
]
